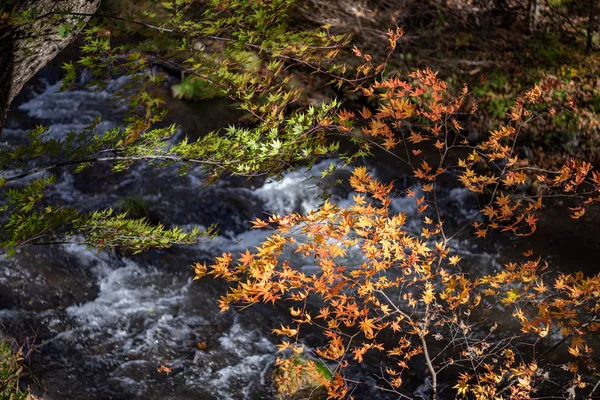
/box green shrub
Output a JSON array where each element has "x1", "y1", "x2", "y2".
[
  {"x1": 0, "y1": 339, "x2": 28, "y2": 400},
  {"x1": 171, "y1": 76, "x2": 223, "y2": 101}
]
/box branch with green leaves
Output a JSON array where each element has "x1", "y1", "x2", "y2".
[{"x1": 0, "y1": 175, "x2": 207, "y2": 256}]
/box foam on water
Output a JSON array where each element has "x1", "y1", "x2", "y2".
[
  {"x1": 67, "y1": 260, "x2": 182, "y2": 325},
  {"x1": 254, "y1": 162, "x2": 329, "y2": 214},
  {"x1": 52, "y1": 171, "x2": 84, "y2": 202},
  {"x1": 55, "y1": 246, "x2": 277, "y2": 398},
  {"x1": 17, "y1": 78, "x2": 129, "y2": 139},
  {"x1": 254, "y1": 160, "x2": 354, "y2": 214}
]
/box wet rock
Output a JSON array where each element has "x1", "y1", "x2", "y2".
[
  {"x1": 0, "y1": 246, "x2": 98, "y2": 312},
  {"x1": 467, "y1": 130, "x2": 480, "y2": 143}
]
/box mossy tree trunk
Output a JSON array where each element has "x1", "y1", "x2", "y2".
[{"x1": 0, "y1": 0, "x2": 100, "y2": 133}]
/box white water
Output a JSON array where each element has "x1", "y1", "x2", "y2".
[{"x1": 17, "y1": 77, "x2": 129, "y2": 138}]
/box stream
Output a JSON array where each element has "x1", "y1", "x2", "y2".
[{"x1": 0, "y1": 68, "x2": 577, "y2": 399}]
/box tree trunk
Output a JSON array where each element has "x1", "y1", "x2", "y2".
[
  {"x1": 587, "y1": 0, "x2": 598, "y2": 53},
  {"x1": 527, "y1": 0, "x2": 540, "y2": 33},
  {"x1": 0, "y1": 0, "x2": 101, "y2": 133}
]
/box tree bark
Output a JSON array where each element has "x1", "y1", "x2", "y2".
[
  {"x1": 0, "y1": 0, "x2": 100, "y2": 133},
  {"x1": 587, "y1": 0, "x2": 598, "y2": 53},
  {"x1": 527, "y1": 0, "x2": 540, "y2": 33}
]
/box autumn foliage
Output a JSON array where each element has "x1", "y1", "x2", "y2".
[{"x1": 193, "y1": 28, "x2": 600, "y2": 400}]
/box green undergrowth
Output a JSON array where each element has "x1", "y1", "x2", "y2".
[{"x1": 0, "y1": 339, "x2": 28, "y2": 400}]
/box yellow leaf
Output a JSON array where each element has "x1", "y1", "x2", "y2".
[
  {"x1": 192, "y1": 262, "x2": 207, "y2": 280},
  {"x1": 422, "y1": 282, "x2": 435, "y2": 304},
  {"x1": 359, "y1": 318, "x2": 377, "y2": 339},
  {"x1": 449, "y1": 255, "x2": 461, "y2": 266}
]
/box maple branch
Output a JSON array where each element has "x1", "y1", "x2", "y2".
[
  {"x1": 432, "y1": 186, "x2": 448, "y2": 244},
  {"x1": 340, "y1": 133, "x2": 412, "y2": 168},
  {"x1": 342, "y1": 377, "x2": 414, "y2": 399},
  {"x1": 36, "y1": 11, "x2": 177, "y2": 33},
  {"x1": 588, "y1": 376, "x2": 600, "y2": 399},
  {"x1": 420, "y1": 303, "x2": 437, "y2": 400},
  {"x1": 461, "y1": 324, "x2": 482, "y2": 388},
  {"x1": 1, "y1": 150, "x2": 286, "y2": 184},
  {"x1": 375, "y1": 289, "x2": 413, "y2": 322},
  {"x1": 486, "y1": 114, "x2": 537, "y2": 207}
]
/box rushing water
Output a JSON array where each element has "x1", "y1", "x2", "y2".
[{"x1": 0, "y1": 72, "x2": 506, "y2": 399}]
